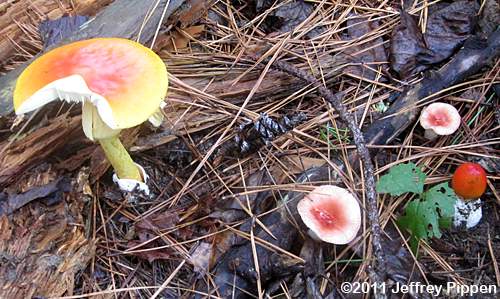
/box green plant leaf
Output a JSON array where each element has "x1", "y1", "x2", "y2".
[
  {"x1": 377, "y1": 163, "x2": 426, "y2": 196},
  {"x1": 423, "y1": 182, "x2": 457, "y2": 229},
  {"x1": 398, "y1": 182, "x2": 457, "y2": 253}
]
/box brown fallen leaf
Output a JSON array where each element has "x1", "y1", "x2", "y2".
[
  {"x1": 343, "y1": 14, "x2": 388, "y2": 80},
  {"x1": 190, "y1": 241, "x2": 213, "y2": 278},
  {"x1": 420, "y1": 0, "x2": 479, "y2": 64},
  {"x1": 126, "y1": 210, "x2": 180, "y2": 263},
  {"x1": 176, "y1": 0, "x2": 210, "y2": 28},
  {"x1": 282, "y1": 155, "x2": 326, "y2": 174},
  {"x1": 156, "y1": 25, "x2": 205, "y2": 52},
  {"x1": 390, "y1": 11, "x2": 427, "y2": 79},
  {"x1": 135, "y1": 210, "x2": 180, "y2": 232},
  {"x1": 478, "y1": 0, "x2": 500, "y2": 36},
  {"x1": 390, "y1": 1, "x2": 479, "y2": 78},
  {"x1": 126, "y1": 240, "x2": 173, "y2": 263}
]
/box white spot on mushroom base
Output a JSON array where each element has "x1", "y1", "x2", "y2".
[
  {"x1": 113, "y1": 163, "x2": 150, "y2": 195},
  {"x1": 453, "y1": 197, "x2": 482, "y2": 229}
]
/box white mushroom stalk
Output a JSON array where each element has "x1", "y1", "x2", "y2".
[{"x1": 453, "y1": 197, "x2": 482, "y2": 229}]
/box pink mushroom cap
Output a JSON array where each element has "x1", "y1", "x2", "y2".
[
  {"x1": 297, "y1": 185, "x2": 361, "y2": 244},
  {"x1": 419, "y1": 102, "x2": 461, "y2": 136}
]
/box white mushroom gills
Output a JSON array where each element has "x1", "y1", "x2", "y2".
[
  {"x1": 297, "y1": 185, "x2": 361, "y2": 245},
  {"x1": 419, "y1": 102, "x2": 461, "y2": 140}
]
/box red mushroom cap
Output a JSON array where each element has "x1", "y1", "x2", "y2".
[
  {"x1": 452, "y1": 163, "x2": 487, "y2": 200},
  {"x1": 297, "y1": 185, "x2": 361, "y2": 244},
  {"x1": 419, "y1": 102, "x2": 461, "y2": 136}
]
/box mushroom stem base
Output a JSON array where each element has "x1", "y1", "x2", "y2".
[
  {"x1": 424, "y1": 129, "x2": 438, "y2": 140},
  {"x1": 99, "y1": 135, "x2": 142, "y2": 181}
]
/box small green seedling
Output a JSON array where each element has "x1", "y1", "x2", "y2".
[
  {"x1": 377, "y1": 162, "x2": 457, "y2": 253},
  {"x1": 373, "y1": 101, "x2": 389, "y2": 113},
  {"x1": 319, "y1": 124, "x2": 351, "y2": 149}
]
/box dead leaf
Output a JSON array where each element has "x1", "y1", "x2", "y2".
[
  {"x1": 156, "y1": 25, "x2": 205, "y2": 52},
  {"x1": 283, "y1": 155, "x2": 326, "y2": 174},
  {"x1": 390, "y1": 1, "x2": 479, "y2": 78},
  {"x1": 135, "y1": 210, "x2": 179, "y2": 232},
  {"x1": 272, "y1": 1, "x2": 316, "y2": 34},
  {"x1": 478, "y1": 0, "x2": 500, "y2": 36},
  {"x1": 174, "y1": 0, "x2": 209, "y2": 28},
  {"x1": 0, "y1": 177, "x2": 70, "y2": 216},
  {"x1": 343, "y1": 14, "x2": 388, "y2": 80},
  {"x1": 126, "y1": 240, "x2": 173, "y2": 263},
  {"x1": 190, "y1": 242, "x2": 212, "y2": 278},
  {"x1": 420, "y1": 0, "x2": 479, "y2": 65},
  {"x1": 390, "y1": 11, "x2": 427, "y2": 79},
  {"x1": 126, "y1": 211, "x2": 180, "y2": 263}
]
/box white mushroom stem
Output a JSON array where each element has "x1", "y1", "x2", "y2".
[
  {"x1": 453, "y1": 197, "x2": 482, "y2": 229},
  {"x1": 424, "y1": 129, "x2": 438, "y2": 140}
]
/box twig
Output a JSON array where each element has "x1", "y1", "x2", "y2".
[
  {"x1": 150, "y1": 260, "x2": 186, "y2": 299},
  {"x1": 267, "y1": 59, "x2": 387, "y2": 284}
]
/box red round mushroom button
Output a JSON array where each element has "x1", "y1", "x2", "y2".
[{"x1": 451, "y1": 163, "x2": 487, "y2": 200}]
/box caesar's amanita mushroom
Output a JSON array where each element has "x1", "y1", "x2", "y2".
[
  {"x1": 297, "y1": 185, "x2": 361, "y2": 244},
  {"x1": 419, "y1": 102, "x2": 461, "y2": 140},
  {"x1": 451, "y1": 163, "x2": 487, "y2": 229},
  {"x1": 13, "y1": 38, "x2": 168, "y2": 194}
]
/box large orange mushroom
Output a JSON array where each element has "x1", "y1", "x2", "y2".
[{"x1": 13, "y1": 38, "x2": 169, "y2": 193}]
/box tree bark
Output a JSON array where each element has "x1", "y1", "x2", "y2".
[{"x1": 0, "y1": 0, "x2": 113, "y2": 71}]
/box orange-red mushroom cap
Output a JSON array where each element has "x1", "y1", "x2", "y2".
[
  {"x1": 297, "y1": 185, "x2": 361, "y2": 245},
  {"x1": 13, "y1": 38, "x2": 168, "y2": 130},
  {"x1": 452, "y1": 163, "x2": 487, "y2": 200}
]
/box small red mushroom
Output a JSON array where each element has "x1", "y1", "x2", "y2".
[
  {"x1": 297, "y1": 185, "x2": 361, "y2": 244},
  {"x1": 452, "y1": 162, "x2": 487, "y2": 200},
  {"x1": 419, "y1": 102, "x2": 461, "y2": 140}
]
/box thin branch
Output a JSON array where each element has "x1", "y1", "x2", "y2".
[{"x1": 267, "y1": 59, "x2": 387, "y2": 283}]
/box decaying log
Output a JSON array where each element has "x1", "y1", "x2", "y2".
[
  {"x1": 0, "y1": 178, "x2": 95, "y2": 298},
  {"x1": 0, "y1": 0, "x2": 113, "y2": 70},
  {"x1": 0, "y1": 0, "x2": 186, "y2": 117},
  {"x1": 364, "y1": 29, "x2": 500, "y2": 146},
  {"x1": 0, "y1": 115, "x2": 82, "y2": 188},
  {"x1": 197, "y1": 29, "x2": 500, "y2": 298}
]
